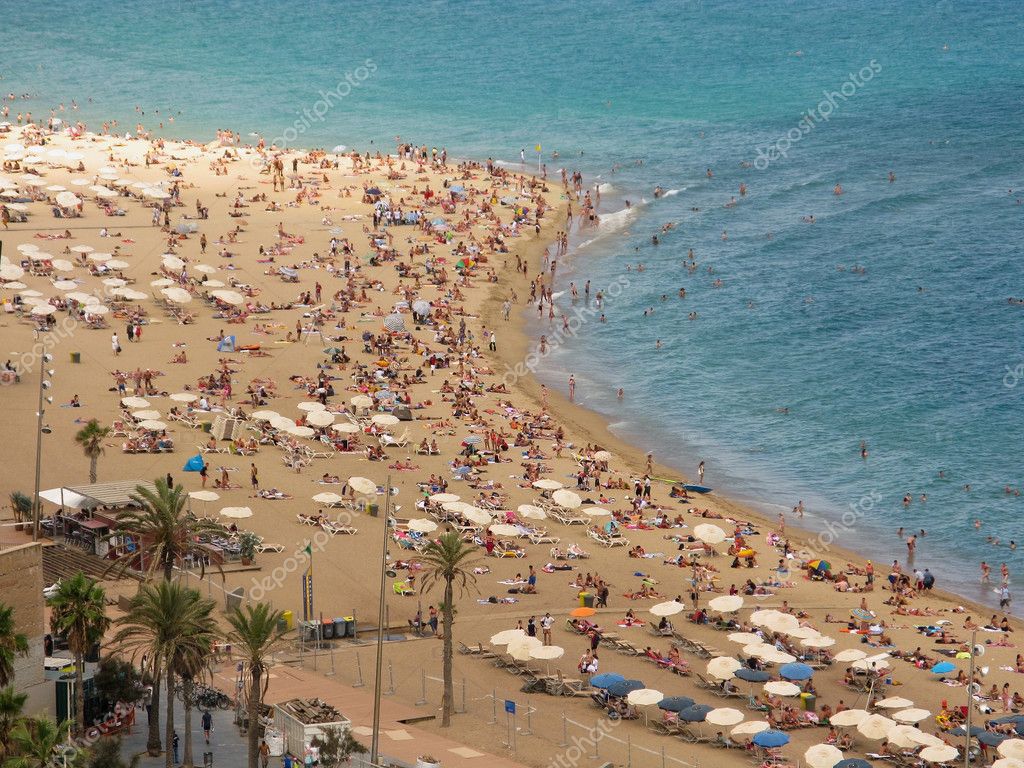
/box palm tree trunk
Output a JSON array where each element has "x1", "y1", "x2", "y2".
[
  {"x1": 441, "y1": 580, "x2": 454, "y2": 727},
  {"x1": 182, "y1": 677, "x2": 195, "y2": 768},
  {"x1": 75, "y1": 652, "x2": 86, "y2": 736},
  {"x1": 165, "y1": 663, "x2": 176, "y2": 768},
  {"x1": 247, "y1": 669, "x2": 261, "y2": 768},
  {"x1": 89, "y1": 455, "x2": 98, "y2": 484},
  {"x1": 147, "y1": 668, "x2": 163, "y2": 756},
  {"x1": 164, "y1": 556, "x2": 174, "y2": 582}
]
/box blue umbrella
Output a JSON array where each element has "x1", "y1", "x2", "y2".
[
  {"x1": 992, "y1": 716, "x2": 1024, "y2": 724},
  {"x1": 835, "y1": 761, "x2": 872, "y2": 768},
  {"x1": 779, "y1": 662, "x2": 814, "y2": 681},
  {"x1": 735, "y1": 668, "x2": 771, "y2": 682},
  {"x1": 752, "y1": 730, "x2": 790, "y2": 748},
  {"x1": 950, "y1": 726, "x2": 986, "y2": 736},
  {"x1": 607, "y1": 679, "x2": 644, "y2": 698},
  {"x1": 977, "y1": 732, "x2": 1007, "y2": 746},
  {"x1": 657, "y1": 696, "x2": 695, "y2": 712},
  {"x1": 590, "y1": 673, "x2": 624, "y2": 689},
  {"x1": 931, "y1": 661, "x2": 956, "y2": 674},
  {"x1": 677, "y1": 704, "x2": 713, "y2": 722}
]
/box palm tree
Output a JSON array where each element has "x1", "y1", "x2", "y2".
[
  {"x1": 112, "y1": 581, "x2": 213, "y2": 765},
  {"x1": 113, "y1": 477, "x2": 226, "y2": 581},
  {"x1": 73, "y1": 420, "x2": 111, "y2": 484},
  {"x1": 226, "y1": 604, "x2": 285, "y2": 768},
  {"x1": 47, "y1": 573, "x2": 111, "y2": 736},
  {"x1": 2, "y1": 716, "x2": 70, "y2": 768},
  {"x1": 0, "y1": 604, "x2": 29, "y2": 689},
  {"x1": 0, "y1": 687, "x2": 27, "y2": 758},
  {"x1": 418, "y1": 532, "x2": 480, "y2": 727},
  {"x1": 169, "y1": 600, "x2": 217, "y2": 768}
]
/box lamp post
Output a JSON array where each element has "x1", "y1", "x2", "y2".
[
  {"x1": 370, "y1": 475, "x2": 394, "y2": 766},
  {"x1": 964, "y1": 628, "x2": 978, "y2": 768},
  {"x1": 32, "y1": 351, "x2": 54, "y2": 542}
]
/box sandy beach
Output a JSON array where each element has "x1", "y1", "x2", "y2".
[{"x1": 3, "y1": 119, "x2": 1022, "y2": 768}]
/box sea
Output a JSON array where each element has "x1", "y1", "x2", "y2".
[{"x1": 4, "y1": 0, "x2": 1023, "y2": 606}]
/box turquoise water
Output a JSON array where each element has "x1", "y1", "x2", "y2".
[{"x1": 5, "y1": 0, "x2": 1023, "y2": 602}]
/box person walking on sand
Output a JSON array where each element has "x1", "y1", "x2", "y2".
[
  {"x1": 697, "y1": 460, "x2": 705, "y2": 484},
  {"x1": 259, "y1": 740, "x2": 270, "y2": 768},
  {"x1": 202, "y1": 709, "x2": 213, "y2": 745},
  {"x1": 250, "y1": 463, "x2": 259, "y2": 490},
  {"x1": 541, "y1": 612, "x2": 553, "y2": 645},
  {"x1": 568, "y1": 375, "x2": 575, "y2": 402},
  {"x1": 111, "y1": 332, "x2": 120, "y2": 356}
]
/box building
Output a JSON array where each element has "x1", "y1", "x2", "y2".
[{"x1": 0, "y1": 541, "x2": 53, "y2": 716}]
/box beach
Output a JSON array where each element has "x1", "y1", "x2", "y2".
[{"x1": 1, "y1": 114, "x2": 1022, "y2": 768}]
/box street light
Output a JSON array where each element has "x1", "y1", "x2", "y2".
[
  {"x1": 32, "y1": 352, "x2": 53, "y2": 542},
  {"x1": 370, "y1": 475, "x2": 394, "y2": 766}
]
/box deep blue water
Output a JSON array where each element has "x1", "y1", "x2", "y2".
[{"x1": 4, "y1": 0, "x2": 1023, "y2": 601}]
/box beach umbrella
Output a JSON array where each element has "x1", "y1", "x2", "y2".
[
  {"x1": 589, "y1": 673, "x2": 625, "y2": 689},
  {"x1": 743, "y1": 643, "x2": 774, "y2": 659},
  {"x1": 627, "y1": 688, "x2": 664, "y2": 706},
  {"x1": 461, "y1": 435, "x2": 482, "y2": 445},
  {"x1": 850, "y1": 608, "x2": 875, "y2": 623},
  {"x1": 979, "y1": 733, "x2": 1010, "y2": 747},
  {"x1": 53, "y1": 280, "x2": 78, "y2": 291},
  {"x1": 834, "y1": 649, "x2": 867, "y2": 663},
  {"x1": 931, "y1": 661, "x2": 956, "y2": 674},
  {"x1": 194, "y1": 264, "x2": 217, "y2": 274},
  {"x1": 887, "y1": 724, "x2": 926, "y2": 749},
  {"x1": 677, "y1": 704, "x2": 714, "y2": 723},
  {"x1": 993, "y1": 760, "x2": 1024, "y2": 768},
  {"x1": 829, "y1": 709, "x2": 869, "y2": 727},
  {"x1": 779, "y1": 662, "x2": 814, "y2": 681},
  {"x1": 132, "y1": 410, "x2": 162, "y2": 420},
  {"x1": 605, "y1": 679, "x2": 644, "y2": 698},
  {"x1": 407, "y1": 518, "x2": 438, "y2": 534},
  {"x1": 693, "y1": 523, "x2": 727, "y2": 544},
  {"x1": 461, "y1": 507, "x2": 492, "y2": 526},
  {"x1": 735, "y1": 668, "x2": 771, "y2": 683},
  {"x1": 350, "y1": 394, "x2": 373, "y2": 409},
  {"x1": 582, "y1": 506, "x2": 611, "y2": 517},
  {"x1": 332, "y1": 422, "x2": 359, "y2": 434},
  {"x1": 250, "y1": 410, "x2": 280, "y2": 421},
  {"x1": 706, "y1": 708, "x2": 744, "y2": 726},
  {"x1": 219, "y1": 507, "x2": 253, "y2": 519},
  {"x1": 763, "y1": 614, "x2": 801, "y2": 635},
  {"x1": 306, "y1": 411, "x2": 335, "y2": 427},
  {"x1": 804, "y1": 744, "x2": 844, "y2": 768},
  {"x1": 312, "y1": 492, "x2": 344, "y2": 505},
  {"x1": 56, "y1": 192, "x2": 81, "y2": 208},
  {"x1": 892, "y1": 708, "x2": 930, "y2": 724},
  {"x1": 552, "y1": 489, "x2": 581, "y2": 509},
  {"x1": 51, "y1": 259, "x2": 74, "y2": 272},
  {"x1": 270, "y1": 416, "x2": 296, "y2": 430},
  {"x1": 706, "y1": 657, "x2": 743, "y2": 680},
  {"x1": 88, "y1": 252, "x2": 112, "y2": 262},
  {"x1": 569, "y1": 607, "x2": 596, "y2": 618},
  {"x1": 383, "y1": 313, "x2": 405, "y2": 332},
  {"x1": 412, "y1": 299, "x2": 431, "y2": 315},
  {"x1": 728, "y1": 632, "x2": 763, "y2": 645},
  {"x1": 593, "y1": 450, "x2": 612, "y2": 461},
  {"x1": 287, "y1": 425, "x2": 315, "y2": 438},
  {"x1": 106, "y1": 259, "x2": 130, "y2": 269},
  {"x1": 122, "y1": 289, "x2": 149, "y2": 301},
  {"x1": 852, "y1": 656, "x2": 890, "y2": 672},
  {"x1": 102, "y1": 277, "x2": 127, "y2": 288},
  {"x1": 835, "y1": 761, "x2": 872, "y2": 768},
  {"x1": 1000, "y1": 741, "x2": 1024, "y2": 760},
  {"x1": 732, "y1": 720, "x2": 770, "y2": 736},
  {"x1": 211, "y1": 290, "x2": 244, "y2": 305},
  {"x1": 170, "y1": 393, "x2": 198, "y2": 403},
  {"x1": 857, "y1": 714, "x2": 896, "y2": 740},
  {"x1": 188, "y1": 491, "x2": 220, "y2": 502},
  {"x1": 530, "y1": 645, "x2": 564, "y2": 661},
  {"x1": 750, "y1": 610, "x2": 781, "y2": 627},
  {"x1": 162, "y1": 287, "x2": 192, "y2": 304},
  {"x1": 162, "y1": 256, "x2": 185, "y2": 270},
  {"x1": 30, "y1": 304, "x2": 56, "y2": 316},
  {"x1": 763, "y1": 650, "x2": 797, "y2": 664},
  {"x1": 764, "y1": 681, "x2": 801, "y2": 697},
  {"x1": 708, "y1": 595, "x2": 743, "y2": 613},
  {"x1": 489, "y1": 524, "x2": 519, "y2": 537},
  {"x1": 752, "y1": 730, "x2": 790, "y2": 748},
  {"x1": 371, "y1": 414, "x2": 400, "y2": 426},
  {"x1": 84, "y1": 305, "x2": 109, "y2": 316},
  {"x1": 517, "y1": 504, "x2": 546, "y2": 520},
  {"x1": 657, "y1": 696, "x2": 695, "y2": 712},
  {"x1": 138, "y1": 420, "x2": 167, "y2": 431},
  {"x1": 532, "y1": 479, "x2": 563, "y2": 491},
  {"x1": 876, "y1": 696, "x2": 914, "y2": 709},
  {"x1": 348, "y1": 476, "x2": 378, "y2": 496},
  {"x1": 2, "y1": 281, "x2": 27, "y2": 289},
  {"x1": 490, "y1": 629, "x2": 526, "y2": 646},
  {"x1": 151, "y1": 278, "x2": 175, "y2": 287},
  {"x1": 429, "y1": 493, "x2": 459, "y2": 503},
  {"x1": 0, "y1": 264, "x2": 24, "y2": 280},
  {"x1": 920, "y1": 746, "x2": 959, "y2": 764},
  {"x1": 650, "y1": 601, "x2": 686, "y2": 617},
  {"x1": 950, "y1": 725, "x2": 986, "y2": 737},
  {"x1": 121, "y1": 397, "x2": 149, "y2": 408},
  {"x1": 801, "y1": 636, "x2": 836, "y2": 648}
]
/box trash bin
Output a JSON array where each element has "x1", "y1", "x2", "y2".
[
  {"x1": 583, "y1": 593, "x2": 596, "y2": 608},
  {"x1": 367, "y1": 502, "x2": 379, "y2": 518},
  {"x1": 333, "y1": 617, "x2": 347, "y2": 638},
  {"x1": 201, "y1": 421, "x2": 212, "y2": 433},
  {"x1": 70, "y1": 352, "x2": 81, "y2": 364},
  {"x1": 579, "y1": 592, "x2": 591, "y2": 607},
  {"x1": 225, "y1": 587, "x2": 244, "y2": 613},
  {"x1": 277, "y1": 610, "x2": 294, "y2": 633},
  {"x1": 800, "y1": 692, "x2": 816, "y2": 712},
  {"x1": 321, "y1": 621, "x2": 335, "y2": 640},
  {"x1": 343, "y1": 616, "x2": 356, "y2": 637}
]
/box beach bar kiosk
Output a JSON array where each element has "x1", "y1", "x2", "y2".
[{"x1": 273, "y1": 698, "x2": 351, "y2": 757}]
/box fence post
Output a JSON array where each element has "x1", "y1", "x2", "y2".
[
  {"x1": 521, "y1": 699, "x2": 532, "y2": 736},
  {"x1": 325, "y1": 642, "x2": 335, "y2": 677},
  {"x1": 384, "y1": 661, "x2": 395, "y2": 695},
  {"x1": 489, "y1": 688, "x2": 497, "y2": 724},
  {"x1": 353, "y1": 652, "x2": 365, "y2": 687},
  {"x1": 458, "y1": 677, "x2": 466, "y2": 714},
  {"x1": 415, "y1": 670, "x2": 427, "y2": 706},
  {"x1": 627, "y1": 733, "x2": 632, "y2": 768}
]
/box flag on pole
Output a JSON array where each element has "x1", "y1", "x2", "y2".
[{"x1": 535, "y1": 144, "x2": 541, "y2": 152}]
